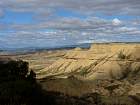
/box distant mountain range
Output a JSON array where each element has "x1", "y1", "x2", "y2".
[
  {"x1": 0, "y1": 43, "x2": 91, "y2": 55},
  {"x1": 0, "y1": 42, "x2": 140, "y2": 55}
]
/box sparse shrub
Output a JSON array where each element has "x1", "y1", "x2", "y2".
[
  {"x1": 27, "y1": 69, "x2": 36, "y2": 82},
  {"x1": 121, "y1": 68, "x2": 131, "y2": 80},
  {"x1": 79, "y1": 68, "x2": 89, "y2": 76},
  {"x1": 81, "y1": 92, "x2": 102, "y2": 105},
  {"x1": 118, "y1": 50, "x2": 131, "y2": 59},
  {"x1": 104, "y1": 82, "x2": 120, "y2": 96},
  {"x1": 0, "y1": 60, "x2": 29, "y2": 81},
  {"x1": 0, "y1": 59, "x2": 41, "y2": 104},
  {"x1": 91, "y1": 92, "x2": 102, "y2": 105},
  {"x1": 118, "y1": 51, "x2": 126, "y2": 59}
]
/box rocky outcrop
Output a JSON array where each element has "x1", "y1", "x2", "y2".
[
  {"x1": 35, "y1": 43, "x2": 140, "y2": 104},
  {"x1": 36, "y1": 43, "x2": 140, "y2": 80},
  {"x1": 0, "y1": 58, "x2": 29, "y2": 81},
  {"x1": 128, "y1": 84, "x2": 140, "y2": 104}
]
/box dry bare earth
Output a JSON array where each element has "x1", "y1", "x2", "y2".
[
  {"x1": 2, "y1": 50, "x2": 66, "y2": 72},
  {"x1": 2, "y1": 43, "x2": 140, "y2": 104},
  {"x1": 37, "y1": 43, "x2": 140, "y2": 105}
]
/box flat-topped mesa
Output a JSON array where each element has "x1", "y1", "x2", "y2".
[
  {"x1": 37, "y1": 43, "x2": 140, "y2": 80},
  {"x1": 90, "y1": 43, "x2": 140, "y2": 53},
  {"x1": 64, "y1": 43, "x2": 140, "y2": 60}
]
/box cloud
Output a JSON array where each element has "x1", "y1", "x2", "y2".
[
  {"x1": 6, "y1": 17, "x2": 120, "y2": 31},
  {"x1": 1, "y1": 19, "x2": 140, "y2": 49},
  {"x1": 112, "y1": 18, "x2": 122, "y2": 26},
  {"x1": 1, "y1": 0, "x2": 140, "y2": 16},
  {"x1": 5, "y1": 16, "x2": 139, "y2": 37},
  {"x1": 131, "y1": 19, "x2": 140, "y2": 26},
  {"x1": 1, "y1": 16, "x2": 140, "y2": 48},
  {"x1": 0, "y1": 9, "x2": 4, "y2": 17},
  {"x1": 0, "y1": 0, "x2": 140, "y2": 48}
]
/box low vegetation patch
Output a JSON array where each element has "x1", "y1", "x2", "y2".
[{"x1": 118, "y1": 50, "x2": 131, "y2": 59}]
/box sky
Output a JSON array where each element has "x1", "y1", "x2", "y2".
[{"x1": 0, "y1": 0, "x2": 140, "y2": 49}]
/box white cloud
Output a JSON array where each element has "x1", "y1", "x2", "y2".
[
  {"x1": 0, "y1": 0, "x2": 140, "y2": 48},
  {"x1": 118, "y1": 27, "x2": 137, "y2": 32},
  {"x1": 112, "y1": 18, "x2": 122, "y2": 26},
  {"x1": 1, "y1": 0, "x2": 140, "y2": 16}
]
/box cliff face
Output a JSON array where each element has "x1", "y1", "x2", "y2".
[
  {"x1": 36, "y1": 43, "x2": 140, "y2": 104},
  {"x1": 37, "y1": 43, "x2": 140, "y2": 80},
  {"x1": 34, "y1": 43, "x2": 140, "y2": 104}
]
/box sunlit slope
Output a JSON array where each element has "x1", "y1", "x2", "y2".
[{"x1": 36, "y1": 43, "x2": 140, "y2": 80}]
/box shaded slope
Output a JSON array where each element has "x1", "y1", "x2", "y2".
[{"x1": 36, "y1": 43, "x2": 140, "y2": 104}]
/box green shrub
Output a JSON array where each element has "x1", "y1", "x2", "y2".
[
  {"x1": 118, "y1": 50, "x2": 131, "y2": 60},
  {"x1": 0, "y1": 59, "x2": 39, "y2": 104},
  {"x1": 79, "y1": 68, "x2": 89, "y2": 76},
  {"x1": 118, "y1": 51, "x2": 126, "y2": 59}
]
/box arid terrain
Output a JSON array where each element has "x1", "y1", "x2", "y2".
[{"x1": 1, "y1": 42, "x2": 140, "y2": 105}]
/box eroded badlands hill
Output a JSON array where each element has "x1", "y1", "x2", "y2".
[
  {"x1": 36, "y1": 43, "x2": 140, "y2": 104},
  {"x1": 37, "y1": 43, "x2": 140, "y2": 80}
]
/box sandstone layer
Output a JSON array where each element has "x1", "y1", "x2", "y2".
[
  {"x1": 36, "y1": 43, "x2": 140, "y2": 104},
  {"x1": 37, "y1": 43, "x2": 140, "y2": 81}
]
